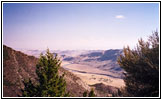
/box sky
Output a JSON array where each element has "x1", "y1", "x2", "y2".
[{"x1": 3, "y1": 3, "x2": 159, "y2": 50}]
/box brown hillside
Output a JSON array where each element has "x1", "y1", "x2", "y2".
[
  {"x1": 3, "y1": 45, "x2": 90, "y2": 97},
  {"x1": 91, "y1": 83, "x2": 121, "y2": 97}
]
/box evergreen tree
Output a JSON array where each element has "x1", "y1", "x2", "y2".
[
  {"x1": 21, "y1": 79, "x2": 37, "y2": 97},
  {"x1": 117, "y1": 31, "x2": 159, "y2": 97},
  {"x1": 83, "y1": 91, "x2": 87, "y2": 97},
  {"x1": 88, "y1": 89, "x2": 96, "y2": 97},
  {"x1": 83, "y1": 89, "x2": 96, "y2": 97},
  {"x1": 22, "y1": 49, "x2": 69, "y2": 97}
]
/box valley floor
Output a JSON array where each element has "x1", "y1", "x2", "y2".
[{"x1": 61, "y1": 61, "x2": 125, "y2": 88}]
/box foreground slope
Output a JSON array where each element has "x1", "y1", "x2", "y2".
[{"x1": 3, "y1": 45, "x2": 90, "y2": 97}]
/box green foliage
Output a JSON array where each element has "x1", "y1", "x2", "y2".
[
  {"x1": 88, "y1": 89, "x2": 96, "y2": 97},
  {"x1": 83, "y1": 89, "x2": 96, "y2": 97},
  {"x1": 118, "y1": 31, "x2": 159, "y2": 97},
  {"x1": 83, "y1": 91, "x2": 87, "y2": 97},
  {"x1": 21, "y1": 49, "x2": 69, "y2": 97},
  {"x1": 21, "y1": 79, "x2": 37, "y2": 97}
]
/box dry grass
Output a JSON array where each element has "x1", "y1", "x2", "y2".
[{"x1": 61, "y1": 61, "x2": 125, "y2": 88}]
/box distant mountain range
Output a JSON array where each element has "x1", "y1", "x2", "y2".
[{"x1": 18, "y1": 49, "x2": 103, "y2": 58}]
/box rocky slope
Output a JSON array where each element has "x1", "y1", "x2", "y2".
[
  {"x1": 3, "y1": 45, "x2": 90, "y2": 97},
  {"x1": 3, "y1": 45, "x2": 38, "y2": 97},
  {"x1": 91, "y1": 83, "x2": 121, "y2": 97}
]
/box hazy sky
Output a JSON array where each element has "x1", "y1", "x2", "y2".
[{"x1": 3, "y1": 3, "x2": 159, "y2": 50}]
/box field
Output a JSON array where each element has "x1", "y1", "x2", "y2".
[{"x1": 61, "y1": 61, "x2": 125, "y2": 88}]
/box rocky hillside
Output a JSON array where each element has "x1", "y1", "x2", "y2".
[
  {"x1": 3, "y1": 45, "x2": 38, "y2": 97},
  {"x1": 3, "y1": 45, "x2": 90, "y2": 97},
  {"x1": 91, "y1": 83, "x2": 121, "y2": 97}
]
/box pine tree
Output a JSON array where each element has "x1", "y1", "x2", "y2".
[
  {"x1": 21, "y1": 49, "x2": 69, "y2": 97},
  {"x1": 21, "y1": 79, "x2": 37, "y2": 97},
  {"x1": 83, "y1": 89, "x2": 96, "y2": 97},
  {"x1": 83, "y1": 91, "x2": 87, "y2": 97},
  {"x1": 117, "y1": 31, "x2": 159, "y2": 97},
  {"x1": 88, "y1": 89, "x2": 96, "y2": 97}
]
